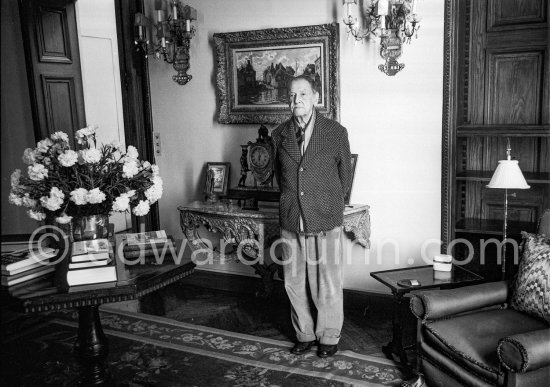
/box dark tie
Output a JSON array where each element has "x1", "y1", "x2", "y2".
[{"x1": 296, "y1": 128, "x2": 305, "y2": 148}]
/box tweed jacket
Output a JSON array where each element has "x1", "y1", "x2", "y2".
[{"x1": 272, "y1": 112, "x2": 352, "y2": 234}]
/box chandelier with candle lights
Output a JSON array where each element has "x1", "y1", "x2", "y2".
[
  {"x1": 343, "y1": 0, "x2": 421, "y2": 76},
  {"x1": 134, "y1": 0, "x2": 197, "y2": 85}
]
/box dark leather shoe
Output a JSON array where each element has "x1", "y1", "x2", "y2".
[
  {"x1": 317, "y1": 344, "x2": 338, "y2": 358},
  {"x1": 290, "y1": 341, "x2": 316, "y2": 354}
]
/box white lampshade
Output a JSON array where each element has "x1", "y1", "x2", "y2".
[{"x1": 486, "y1": 160, "x2": 530, "y2": 189}]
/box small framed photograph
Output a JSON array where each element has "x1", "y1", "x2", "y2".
[
  {"x1": 204, "y1": 162, "x2": 231, "y2": 196},
  {"x1": 345, "y1": 154, "x2": 358, "y2": 205}
]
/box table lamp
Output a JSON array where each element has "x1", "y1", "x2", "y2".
[{"x1": 486, "y1": 140, "x2": 530, "y2": 280}]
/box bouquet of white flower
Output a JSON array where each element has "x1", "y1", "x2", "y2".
[{"x1": 8, "y1": 125, "x2": 163, "y2": 224}]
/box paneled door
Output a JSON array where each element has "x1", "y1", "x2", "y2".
[{"x1": 19, "y1": 0, "x2": 86, "y2": 146}]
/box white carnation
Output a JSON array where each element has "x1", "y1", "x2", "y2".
[
  {"x1": 51, "y1": 131, "x2": 69, "y2": 142},
  {"x1": 22, "y1": 148, "x2": 37, "y2": 165},
  {"x1": 126, "y1": 145, "x2": 139, "y2": 159},
  {"x1": 75, "y1": 125, "x2": 98, "y2": 144},
  {"x1": 151, "y1": 164, "x2": 160, "y2": 176},
  {"x1": 36, "y1": 138, "x2": 53, "y2": 153},
  {"x1": 58, "y1": 150, "x2": 78, "y2": 167},
  {"x1": 112, "y1": 195, "x2": 130, "y2": 212},
  {"x1": 28, "y1": 209, "x2": 46, "y2": 221},
  {"x1": 87, "y1": 188, "x2": 106, "y2": 204},
  {"x1": 40, "y1": 196, "x2": 59, "y2": 211},
  {"x1": 8, "y1": 193, "x2": 23, "y2": 206},
  {"x1": 50, "y1": 187, "x2": 64, "y2": 199},
  {"x1": 10, "y1": 169, "x2": 21, "y2": 188},
  {"x1": 55, "y1": 214, "x2": 73, "y2": 224},
  {"x1": 76, "y1": 125, "x2": 97, "y2": 137},
  {"x1": 145, "y1": 176, "x2": 163, "y2": 204},
  {"x1": 40, "y1": 187, "x2": 65, "y2": 211},
  {"x1": 21, "y1": 194, "x2": 36, "y2": 208},
  {"x1": 126, "y1": 190, "x2": 136, "y2": 198},
  {"x1": 70, "y1": 188, "x2": 88, "y2": 205},
  {"x1": 28, "y1": 164, "x2": 48, "y2": 181},
  {"x1": 122, "y1": 160, "x2": 139, "y2": 178},
  {"x1": 132, "y1": 200, "x2": 150, "y2": 216},
  {"x1": 80, "y1": 148, "x2": 102, "y2": 164}
]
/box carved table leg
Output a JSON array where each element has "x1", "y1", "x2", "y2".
[
  {"x1": 251, "y1": 262, "x2": 279, "y2": 298},
  {"x1": 74, "y1": 305, "x2": 110, "y2": 385}
]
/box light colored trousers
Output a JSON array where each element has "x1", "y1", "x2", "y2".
[{"x1": 281, "y1": 227, "x2": 344, "y2": 345}]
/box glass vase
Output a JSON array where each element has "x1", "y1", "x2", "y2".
[{"x1": 71, "y1": 215, "x2": 110, "y2": 241}]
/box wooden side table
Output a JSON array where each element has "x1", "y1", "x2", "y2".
[
  {"x1": 3, "y1": 238, "x2": 195, "y2": 386},
  {"x1": 370, "y1": 265, "x2": 483, "y2": 367}
]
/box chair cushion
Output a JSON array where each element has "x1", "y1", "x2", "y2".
[
  {"x1": 510, "y1": 232, "x2": 550, "y2": 323},
  {"x1": 422, "y1": 309, "x2": 548, "y2": 384}
]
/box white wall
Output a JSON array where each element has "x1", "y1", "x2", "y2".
[{"x1": 147, "y1": 0, "x2": 444, "y2": 292}]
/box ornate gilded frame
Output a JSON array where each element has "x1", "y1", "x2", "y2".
[{"x1": 214, "y1": 23, "x2": 340, "y2": 124}]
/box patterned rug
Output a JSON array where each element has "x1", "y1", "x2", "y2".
[{"x1": 1, "y1": 308, "x2": 404, "y2": 386}]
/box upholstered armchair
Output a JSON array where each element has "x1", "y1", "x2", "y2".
[{"x1": 410, "y1": 210, "x2": 550, "y2": 387}]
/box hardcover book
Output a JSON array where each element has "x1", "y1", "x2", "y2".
[
  {"x1": 70, "y1": 251, "x2": 111, "y2": 263},
  {"x1": 1, "y1": 266, "x2": 55, "y2": 287},
  {"x1": 124, "y1": 230, "x2": 167, "y2": 246},
  {"x1": 1, "y1": 247, "x2": 57, "y2": 272},
  {"x1": 66, "y1": 265, "x2": 117, "y2": 286},
  {"x1": 68, "y1": 258, "x2": 110, "y2": 270},
  {"x1": 2, "y1": 260, "x2": 47, "y2": 276},
  {"x1": 71, "y1": 239, "x2": 111, "y2": 256},
  {"x1": 122, "y1": 243, "x2": 178, "y2": 266}
]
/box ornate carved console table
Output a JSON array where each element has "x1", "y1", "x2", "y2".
[{"x1": 178, "y1": 201, "x2": 370, "y2": 297}]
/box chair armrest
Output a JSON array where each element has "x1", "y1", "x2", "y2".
[
  {"x1": 410, "y1": 281, "x2": 508, "y2": 321},
  {"x1": 497, "y1": 328, "x2": 550, "y2": 373}
]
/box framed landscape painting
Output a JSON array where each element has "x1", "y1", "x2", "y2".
[{"x1": 214, "y1": 23, "x2": 339, "y2": 124}]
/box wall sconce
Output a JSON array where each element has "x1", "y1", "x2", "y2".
[
  {"x1": 134, "y1": 0, "x2": 197, "y2": 85},
  {"x1": 343, "y1": 0, "x2": 421, "y2": 76}
]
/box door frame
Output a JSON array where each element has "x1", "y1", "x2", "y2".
[{"x1": 115, "y1": 0, "x2": 160, "y2": 232}]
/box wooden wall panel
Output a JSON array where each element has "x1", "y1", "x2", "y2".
[
  {"x1": 485, "y1": 50, "x2": 543, "y2": 124},
  {"x1": 465, "y1": 181, "x2": 484, "y2": 219},
  {"x1": 482, "y1": 185, "x2": 544, "y2": 222},
  {"x1": 465, "y1": 137, "x2": 483, "y2": 170},
  {"x1": 487, "y1": 0, "x2": 547, "y2": 31},
  {"x1": 37, "y1": 5, "x2": 71, "y2": 62},
  {"x1": 468, "y1": 0, "x2": 487, "y2": 124},
  {"x1": 41, "y1": 76, "x2": 78, "y2": 136},
  {"x1": 482, "y1": 137, "x2": 538, "y2": 172},
  {"x1": 540, "y1": 138, "x2": 550, "y2": 173}
]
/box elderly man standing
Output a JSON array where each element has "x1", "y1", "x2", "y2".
[{"x1": 272, "y1": 75, "x2": 351, "y2": 358}]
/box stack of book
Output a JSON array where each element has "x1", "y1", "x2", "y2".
[
  {"x1": 122, "y1": 230, "x2": 176, "y2": 264},
  {"x1": 7, "y1": 276, "x2": 58, "y2": 299},
  {"x1": 1, "y1": 246, "x2": 57, "y2": 287},
  {"x1": 66, "y1": 239, "x2": 117, "y2": 286}
]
